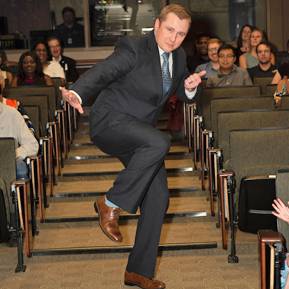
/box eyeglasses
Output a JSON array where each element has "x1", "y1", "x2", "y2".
[
  {"x1": 208, "y1": 47, "x2": 218, "y2": 52},
  {"x1": 218, "y1": 54, "x2": 235, "y2": 59},
  {"x1": 49, "y1": 45, "x2": 61, "y2": 49}
]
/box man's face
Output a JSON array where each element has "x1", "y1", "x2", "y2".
[
  {"x1": 154, "y1": 12, "x2": 190, "y2": 53},
  {"x1": 208, "y1": 42, "x2": 221, "y2": 63},
  {"x1": 48, "y1": 39, "x2": 62, "y2": 58},
  {"x1": 63, "y1": 11, "x2": 75, "y2": 26},
  {"x1": 218, "y1": 49, "x2": 236, "y2": 71},
  {"x1": 256, "y1": 44, "x2": 271, "y2": 64},
  {"x1": 196, "y1": 36, "x2": 209, "y2": 56}
]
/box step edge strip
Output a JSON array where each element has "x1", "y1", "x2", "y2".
[
  {"x1": 31, "y1": 242, "x2": 218, "y2": 256},
  {"x1": 43, "y1": 211, "x2": 209, "y2": 223}
]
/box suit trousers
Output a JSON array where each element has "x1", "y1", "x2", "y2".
[{"x1": 92, "y1": 115, "x2": 170, "y2": 278}]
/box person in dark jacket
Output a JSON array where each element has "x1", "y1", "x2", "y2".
[
  {"x1": 54, "y1": 6, "x2": 84, "y2": 48},
  {"x1": 60, "y1": 4, "x2": 205, "y2": 289},
  {"x1": 47, "y1": 36, "x2": 79, "y2": 83}
]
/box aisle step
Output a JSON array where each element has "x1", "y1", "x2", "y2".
[
  {"x1": 54, "y1": 176, "x2": 202, "y2": 196},
  {"x1": 53, "y1": 188, "x2": 200, "y2": 199},
  {"x1": 69, "y1": 144, "x2": 189, "y2": 155},
  {"x1": 66, "y1": 153, "x2": 191, "y2": 162},
  {"x1": 61, "y1": 158, "x2": 194, "y2": 177},
  {"x1": 71, "y1": 137, "x2": 186, "y2": 146},
  {"x1": 44, "y1": 195, "x2": 209, "y2": 222},
  {"x1": 32, "y1": 218, "x2": 220, "y2": 253}
]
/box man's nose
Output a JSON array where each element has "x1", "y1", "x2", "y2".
[{"x1": 170, "y1": 33, "x2": 177, "y2": 43}]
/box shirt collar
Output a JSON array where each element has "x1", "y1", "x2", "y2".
[
  {"x1": 158, "y1": 46, "x2": 172, "y2": 59},
  {"x1": 52, "y1": 55, "x2": 62, "y2": 62},
  {"x1": 207, "y1": 62, "x2": 219, "y2": 71},
  {"x1": 217, "y1": 64, "x2": 237, "y2": 77}
]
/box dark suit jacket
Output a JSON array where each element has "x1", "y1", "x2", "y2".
[
  {"x1": 70, "y1": 31, "x2": 201, "y2": 138},
  {"x1": 60, "y1": 55, "x2": 79, "y2": 83}
]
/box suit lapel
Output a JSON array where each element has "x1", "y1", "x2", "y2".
[{"x1": 147, "y1": 32, "x2": 163, "y2": 99}]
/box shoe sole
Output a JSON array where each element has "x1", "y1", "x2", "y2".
[
  {"x1": 124, "y1": 281, "x2": 165, "y2": 289},
  {"x1": 94, "y1": 201, "x2": 122, "y2": 243},
  {"x1": 124, "y1": 282, "x2": 135, "y2": 287}
]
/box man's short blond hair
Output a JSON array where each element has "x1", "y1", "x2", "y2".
[
  {"x1": 208, "y1": 38, "x2": 223, "y2": 46},
  {"x1": 158, "y1": 4, "x2": 191, "y2": 24}
]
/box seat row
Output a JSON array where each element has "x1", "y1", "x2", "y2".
[
  {"x1": 184, "y1": 84, "x2": 289, "y2": 264},
  {"x1": 0, "y1": 80, "x2": 78, "y2": 272}
]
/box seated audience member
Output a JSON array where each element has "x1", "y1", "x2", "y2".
[
  {"x1": 235, "y1": 24, "x2": 253, "y2": 63},
  {"x1": 0, "y1": 85, "x2": 39, "y2": 179},
  {"x1": 206, "y1": 44, "x2": 252, "y2": 87},
  {"x1": 187, "y1": 33, "x2": 210, "y2": 72},
  {"x1": 47, "y1": 36, "x2": 78, "y2": 83},
  {"x1": 247, "y1": 42, "x2": 277, "y2": 81},
  {"x1": 33, "y1": 41, "x2": 66, "y2": 85},
  {"x1": 272, "y1": 198, "x2": 289, "y2": 289},
  {"x1": 195, "y1": 38, "x2": 223, "y2": 79},
  {"x1": 11, "y1": 51, "x2": 53, "y2": 87},
  {"x1": 0, "y1": 50, "x2": 17, "y2": 73},
  {"x1": 272, "y1": 62, "x2": 289, "y2": 85},
  {"x1": 0, "y1": 51, "x2": 13, "y2": 89},
  {"x1": 1, "y1": 88, "x2": 35, "y2": 136},
  {"x1": 54, "y1": 6, "x2": 84, "y2": 48},
  {"x1": 272, "y1": 62, "x2": 289, "y2": 106},
  {"x1": 33, "y1": 41, "x2": 50, "y2": 71},
  {"x1": 239, "y1": 28, "x2": 275, "y2": 69}
]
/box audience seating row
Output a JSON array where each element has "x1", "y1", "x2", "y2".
[
  {"x1": 184, "y1": 82, "x2": 289, "y2": 264},
  {"x1": 0, "y1": 80, "x2": 78, "y2": 271}
]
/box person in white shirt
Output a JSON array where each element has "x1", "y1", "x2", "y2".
[{"x1": 0, "y1": 85, "x2": 38, "y2": 178}]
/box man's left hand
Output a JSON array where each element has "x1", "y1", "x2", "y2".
[{"x1": 184, "y1": 70, "x2": 206, "y2": 91}]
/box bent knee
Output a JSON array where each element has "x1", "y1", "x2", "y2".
[{"x1": 154, "y1": 133, "x2": 171, "y2": 155}]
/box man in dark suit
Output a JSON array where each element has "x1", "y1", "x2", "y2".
[{"x1": 61, "y1": 4, "x2": 205, "y2": 289}]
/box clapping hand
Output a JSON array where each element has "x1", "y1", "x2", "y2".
[
  {"x1": 59, "y1": 87, "x2": 84, "y2": 114},
  {"x1": 184, "y1": 70, "x2": 206, "y2": 91},
  {"x1": 272, "y1": 198, "x2": 289, "y2": 224}
]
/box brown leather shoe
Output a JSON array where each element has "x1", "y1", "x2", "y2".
[
  {"x1": 124, "y1": 271, "x2": 166, "y2": 289},
  {"x1": 94, "y1": 197, "x2": 123, "y2": 242}
]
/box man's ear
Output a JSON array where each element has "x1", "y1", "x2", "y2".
[{"x1": 154, "y1": 18, "x2": 160, "y2": 30}]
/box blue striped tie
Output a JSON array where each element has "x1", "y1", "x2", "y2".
[{"x1": 161, "y1": 52, "x2": 172, "y2": 96}]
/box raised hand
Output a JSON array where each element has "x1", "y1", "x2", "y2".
[
  {"x1": 272, "y1": 198, "x2": 289, "y2": 224},
  {"x1": 59, "y1": 87, "x2": 84, "y2": 114},
  {"x1": 184, "y1": 70, "x2": 206, "y2": 91}
]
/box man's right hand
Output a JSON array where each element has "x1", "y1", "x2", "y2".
[{"x1": 59, "y1": 87, "x2": 84, "y2": 114}]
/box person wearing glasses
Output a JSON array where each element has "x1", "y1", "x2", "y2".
[
  {"x1": 247, "y1": 42, "x2": 277, "y2": 81},
  {"x1": 195, "y1": 38, "x2": 223, "y2": 79},
  {"x1": 206, "y1": 43, "x2": 252, "y2": 87}
]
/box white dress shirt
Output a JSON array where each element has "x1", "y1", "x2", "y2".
[{"x1": 44, "y1": 57, "x2": 65, "y2": 79}]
